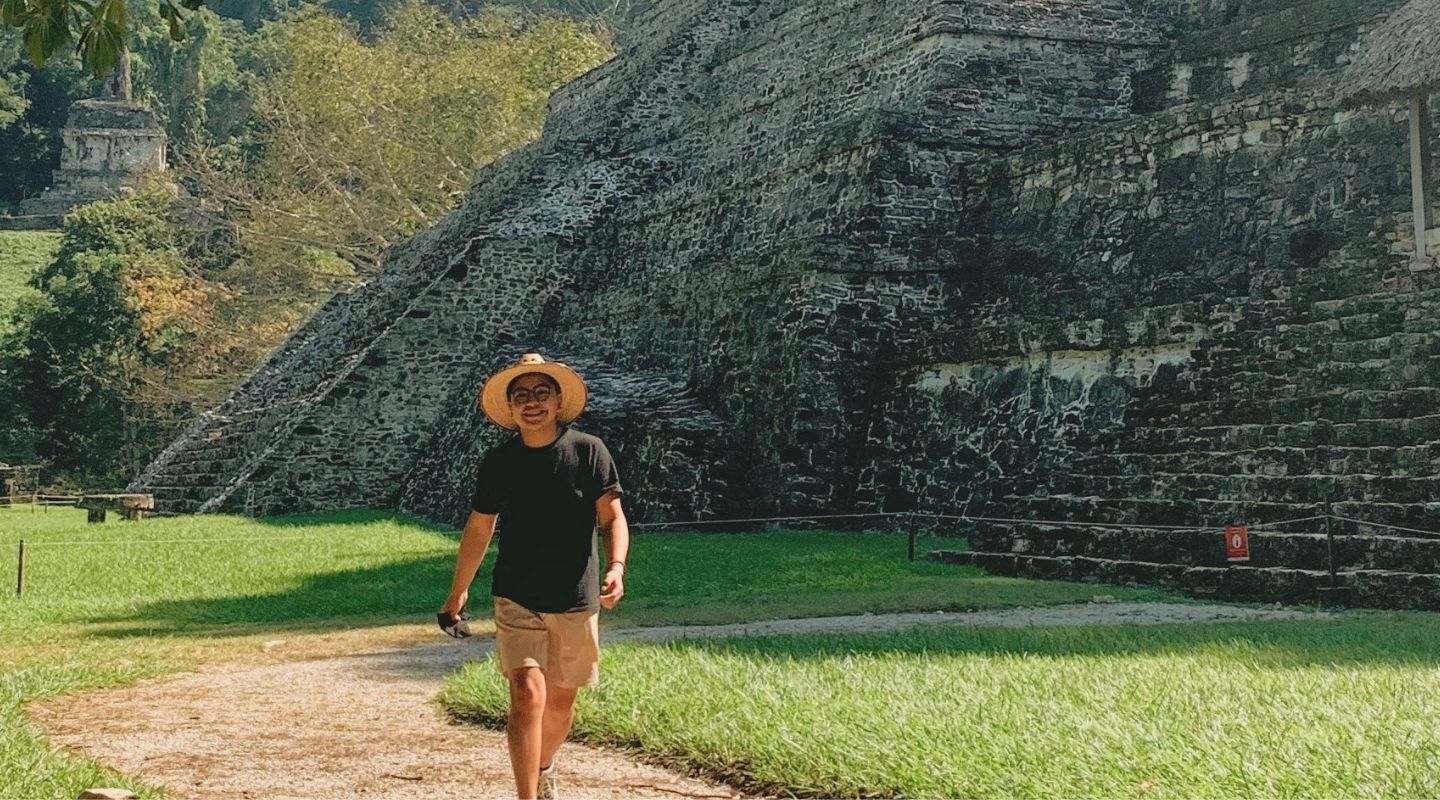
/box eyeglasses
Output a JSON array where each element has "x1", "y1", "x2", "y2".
[{"x1": 508, "y1": 386, "x2": 556, "y2": 405}]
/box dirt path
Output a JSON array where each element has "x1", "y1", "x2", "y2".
[{"x1": 29, "y1": 602, "x2": 1327, "y2": 799}]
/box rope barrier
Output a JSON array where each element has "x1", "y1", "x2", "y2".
[
  {"x1": 6, "y1": 509, "x2": 1439, "y2": 549},
  {"x1": 13, "y1": 532, "x2": 463, "y2": 547},
  {"x1": 1248, "y1": 515, "x2": 1330, "y2": 530},
  {"x1": 913, "y1": 512, "x2": 1219, "y2": 532},
  {"x1": 632, "y1": 512, "x2": 901, "y2": 529},
  {"x1": 960, "y1": 511, "x2": 1440, "y2": 539},
  {"x1": 21, "y1": 535, "x2": 362, "y2": 547},
  {"x1": 1327, "y1": 514, "x2": 1440, "y2": 540}
]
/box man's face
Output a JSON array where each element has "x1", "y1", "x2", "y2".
[{"x1": 508, "y1": 373, "x2": 562, "y2": 433}]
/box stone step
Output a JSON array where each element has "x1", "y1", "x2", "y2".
[
  {"x1": 1073, "y1": 445, "x2": 1440, "y2": 478},
  {"x1": 966, "y1": 522, "x2": 1440, "y2": 574},
  {"x1": 1121, "y1": 416, "x2": 1440, "y2": 452},
  {"x1": 1306, "y1": 288, "x2": 1440, "y2": 322},
  {"x1": 1326, "y1": 332, "x2": 1440, "y2": 362},
  {"x1": 1185, "y1": 323, "x2": 1440, "y2": 372},
  {"x1": 928, "y1": 550, "x2": 1440, "y2": 610},
  {"x1": 1176, "y1": 356, "x2": 1440, "y2": 396},
  {"x1": 990, "y1": 494, "x2": 1440, "y2": 537},
  {"x1": 993, "y1": 493, "x2": 1327, "y2": 527},
  {"x1": 1128, "y1": 388, "x2": 1440, "y2": 426},
  {"x1": 1055, "y1": 471, "x2": 1440, "y2": 504}
]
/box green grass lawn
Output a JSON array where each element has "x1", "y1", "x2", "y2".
[
  {"x1": 441, "y1": 616, "x2": 1440, "y2": 799},
  {"x1": 0, "y1": 230, "x2": 60, "y2": 333},
  {"x1": 0, "y1": 507, "x2": 1151, "y2": 798},
  {"x1": 0, "y1": 507, "x2": 464, "y2": 799}
]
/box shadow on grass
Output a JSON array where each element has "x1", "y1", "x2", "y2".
[
  {"x1": 88, "y1": 552, "x2": 494, "y2": 639},
  {"x1": 650, "y1": 611, "x2": 1440, "y2": 668},
  {"x1": 71, "y1": 509, "x2": 1185, "y2": 649},
  {"x1": 245, "y1": 507, "x2": 456, "y2": 533}
]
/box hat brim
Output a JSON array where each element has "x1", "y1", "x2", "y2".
[{"x1": 479, "y1": 361, "x2": 588, "y2": 431}]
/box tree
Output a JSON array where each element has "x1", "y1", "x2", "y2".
[
  {"x1": 1, "y1": 0, "x2": 633, "y2": 76},
  {"x1": 0, "y1": 187, "x2": 220, "y2": 485},
  {"x1": 0, "y1": 32, "x2": 26, "y2": 127},
  {"x1": 2, "y1": 0, "x2": 204, "y2": 76},
  {"x1": 127, "y1": 3, "x2": 250, "y2": 148},
  {"x1": 0, "y1": 26, "x2": 92, "y2": 206},
  {"x1": 189, "y1": 1, "x2": 612, "y2": 278}
]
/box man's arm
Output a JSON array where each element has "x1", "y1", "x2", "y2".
[
  {"x1": 596, "y1": 492, "x2": 628, "y2": 609},
  {"x1": 442, "y1": 511, "x2": 498, "y2": 615}
]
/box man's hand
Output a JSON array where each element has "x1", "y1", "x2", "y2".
[
  {"x1": 441, "y1": 589, "x2": 468, "y2": 618},
  {"x1": 596, "y1": 492, "x2": 628, "y2": 610},
  {"x1": 599, "y1": 564, "x2": 625, "y2": 609},
  {"x1": 438, "y1": 589, "x2": 472, "y2": 638}
]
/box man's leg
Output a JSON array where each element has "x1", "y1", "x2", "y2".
[
  {"x1": 534, "y1": 606, "x2": 599, "y2": 793},
  {"x1": 507, "y1": 666, "x2": 546, "y2": 799},
  {"x1": 539, "y1": 679, "x2": 579, "y2": 770}
]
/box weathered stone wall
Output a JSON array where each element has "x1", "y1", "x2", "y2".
[
  {"x1": 134, "y1": 0, "x2": 1439, "y2": 552},
  {"x1": 864, "y1": 79, "x2": 1432, "y2": 517},
  {"x1": 136, "y1": 0, "x2": 1178, "y2": 523},
  {"x1": 931, "y1": 522, "x2": 1440, "y2": 609}
]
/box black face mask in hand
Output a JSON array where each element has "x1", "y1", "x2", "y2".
[{"x1": 437, "y1": 608, "x2": 472, "y2": 639}]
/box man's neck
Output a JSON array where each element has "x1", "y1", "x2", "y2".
[{"x1": 519, "y1": 424, "x2": 562, "y2": 448}]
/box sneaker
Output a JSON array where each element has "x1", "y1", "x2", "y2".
[{"x1": 537, "y1": 763, "x2": 559, "y2": 800}]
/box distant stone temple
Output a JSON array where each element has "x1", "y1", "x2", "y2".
[
  {"x1": 136, "y1": 0, "x2": 1440, "y2": 608},
  {"x1": 0, "y1": 462, "x2": 37, "y2": 500},
  {"x1": 15, "y1": 51, "x2": 168, "y2": 227}
]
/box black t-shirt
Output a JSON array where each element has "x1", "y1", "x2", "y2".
[{"x1": 470, "y1": 427, "x2": 623, "y2": 612}]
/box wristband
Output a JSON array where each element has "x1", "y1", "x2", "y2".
[{"x1": 607, "y1": 560, "x2": 626, "y2": 571}]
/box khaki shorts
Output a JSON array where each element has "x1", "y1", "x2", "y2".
[{"x1": 493, "y1": 596, "x2": 600, "y2": 688}]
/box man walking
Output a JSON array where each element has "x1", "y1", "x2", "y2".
[{"x1": 440, "y1": 352, "x2": 629, "y2": 800}]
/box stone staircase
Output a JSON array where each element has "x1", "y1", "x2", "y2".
[
  {"x1": 129, "y1": 284, "x2": 396, "y2": 514},
  {"x1": 933, "y1": 256, "x2": 1440, "y2": 608},
  {"x1": 931, "y1": 521, "x2": 1440, "y2": 609},
  {"x1": 134, "y1": 402, "x2": 309, "y2": 513}
]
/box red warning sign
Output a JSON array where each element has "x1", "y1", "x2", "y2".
[{"x1": 1225, "y1": 524, "x2": 1250, "y2": 562}]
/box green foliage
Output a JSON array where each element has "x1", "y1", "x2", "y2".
[
  {"x1": 128, "y1": 4, "x2": 250, "y2": 148},
  {"x1": 0, "y1": 230, "x2": 59, "y2": 325},
  {"x1": 0, "y1": 189, "x2": 215, "y2": 484},
  {"x1": 0, "y1": 231, "x2": 59, "y2": 460},
  {"x1": 192, "y1": 1, "x2": 613, "y2": 278},
  {"x1": 0, "y1": 0, "x2": 200, "y2": 75},
  {"x1": 0, "y1": 26, "x2": 89, "y2": 204},
  {"x1": 444, "y1": 614, "x2": 1440, "y2": 799},
  {"x1": 1, "y1": 0, "x2": 631, "y2": 80},
  {"x1": 0, "y1": 31, "x2": 25, "y2": 127},
  {"x1": 2, "y1": 1, "x2": 612, "y2": 477}
]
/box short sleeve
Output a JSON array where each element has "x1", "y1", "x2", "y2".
[
  {"x1": 470, "y1": 450, "x2": 503, "y2": 514},
  {"x1": 588, "y1": 438, "x2": 623, "y2": 502}
]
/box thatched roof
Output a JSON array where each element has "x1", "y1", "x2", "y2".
[{"x1": 1338, "y1": 0, "x2": 1440, "y2": 105}]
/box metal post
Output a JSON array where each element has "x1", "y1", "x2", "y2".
[
  {"x1": 1411, "y1": 94, "x2": 1433, "y2": 261},
  {"x1": 15, "y1": 539, "x2": 24, "y2": 597},
  {"x1": 907, "y1": 514, "x2": 918, "y2": 563}
]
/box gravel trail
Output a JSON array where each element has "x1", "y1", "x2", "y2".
[{"x1": 28, "y1": 602, "x2": 1328, "y2": 799}]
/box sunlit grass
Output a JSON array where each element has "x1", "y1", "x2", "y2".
[
  {"x1": 442, "y1": 616, "x2": 1440, "y2": 799},
  {"x1": 0, "y1": 507, "x2": 461, "y2": 798},
  {"x1": 0, "y1": 510, "x2": 1165, "y2": 640},
  {"x1": 0, "y1": 506, "x2": 1162, "y2": 797}
]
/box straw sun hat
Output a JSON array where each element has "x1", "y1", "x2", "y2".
[{"x1": 479, "y1": 352, "x2": 588, "y2": 430}]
